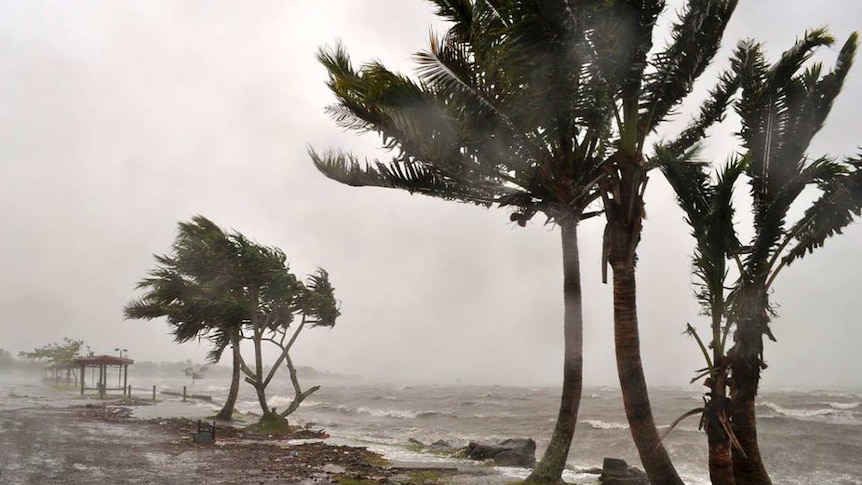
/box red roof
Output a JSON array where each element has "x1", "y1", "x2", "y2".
[{"x1": 73, "y1": 355, "x2": 134, "y2": 366}]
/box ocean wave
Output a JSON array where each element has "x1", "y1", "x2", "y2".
[
  {"x1": 760, "y1": 401, "x2": 861, "y2": 425},
  {"x1": 825, "y1": 401, "x2": 860, "y2": 410},
  {"x1": 296, "y1": 400, "x2": 457, "y2": 420},
  {"x1": 581, "y1": 419, "x2": 629, "y2": 430}
]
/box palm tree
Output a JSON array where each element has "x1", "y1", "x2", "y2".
[
  {"x1": 125, "y1": 216, "x2": 246, "y2": 421},
  {"x1": 661, "y1": 29, "x2": 861, "y2": 485},
  {"x1": 586, "y1": 1, "x2": 737, "y2": 482},
  {"x1": 661, "y1": 150, "x2": 746, "y2": 485},
  {"x1": 311, "y1": 1, "x2": 736, "y2": 482},
  {"x1": 725, "y1": 29, "x2": 859, "y2": 485}
]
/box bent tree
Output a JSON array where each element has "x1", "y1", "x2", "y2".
[
  {"x1": 19, "y1": 337, "x2": 85, "y2": 385},
  {"x1": 661, "y1": 29, "x2": 861, "y2": 485},
  {"x1": 125, "y1": 216, "x2": 245, "y2": 421},
  {"x1": 727, "y1": 29, "x2": 859, "y2": 485},
  {"x1": 312, "y1": 1, "x2": 736, "y2": 482},
  {"x1": 126, "y1": 216, "x2": 340, "y2": 425},
  {"x1": 586, "y1": 1, "x2": 737, "y2": 482}
]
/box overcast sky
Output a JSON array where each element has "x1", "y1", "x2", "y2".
[{"x1": 1, "y1": 1, "x2": 860, "y2": 389}]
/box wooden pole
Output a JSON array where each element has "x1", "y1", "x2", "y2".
[
  {"x1": 183, "y1": 386, "x2": 187, "y2": 402},
  {"x1": 152, "y1": 385, "x2": 156, "y2": 402}
]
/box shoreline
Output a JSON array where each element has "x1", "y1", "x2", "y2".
[{"x1": 0, "y1": 390, "x2": 518, "y2": 484}]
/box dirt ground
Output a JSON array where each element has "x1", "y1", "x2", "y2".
[{"x1": 0, "y1": 399, "x2": 510, "y2": 485}]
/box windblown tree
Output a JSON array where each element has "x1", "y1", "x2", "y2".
[
  {"x1": 661, "y1": 153, "x2": 746, "y2": 485},
  {"x1": 230, "y1": 235, "x2": 340, "y2": 422},
  {"x1": 660, "y1": 29, "x2": 861, "y2": 485},
  {"x1": 126, "y1": 216, "x2": 340, "y2": 425},
  {"x1": 585, "y1": 2, "x2": 739, "y2": 482},
  {"x1": 19, "y1": 337, "x2": 85, "y2": 384},
  {"x1": 726, "y1": 29, "x2": 859, "y2": 485},
  {"x1": 311, "y1": 1, "x2": 736, "y2": 482},
  {"x1": 125, "y1": 216, "x2": 246, "y2": 421}
]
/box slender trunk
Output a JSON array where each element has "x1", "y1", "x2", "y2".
[
  {"x1": 730, "y1": 350, "x2": 771, "y2": 485},
  {"x1": 215, "y1": 335, "x2": 241, "y2": 421},
  {"x1": 252, "y1": 332, "x2": 271, "y2": 416},
  {"x1": 707, "y1": 370, "x2": 734, "y2": 485},
  {"x1": 612, "y1": 263, "x2": 684, "y2": 485},
  {"x1": 707, "y1": 308, "x2": 734, "y2": 485},
  {"x1": 527, "y1": 220, "x2": 584, "y2": 484},
  {"x1": 603, "y1": 149, "x2": 682, "y2": 484}
]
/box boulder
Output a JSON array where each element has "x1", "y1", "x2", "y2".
[
  {"x1": 599, "y1": 458, "x2": 649, "y2": 485},
  {"x1": 462, "y1": 438, "x2": 536, "y2": 468}
]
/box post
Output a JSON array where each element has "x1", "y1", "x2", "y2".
[
  {"x1": 80, "y1": 364, "x2": 85, "y2": 396},
  {"x1": 127, "y1": 385, "x2": 132, "y2": 397},
  {"x1": 152, "y1": 385, "x2": 156, "y2": 402},
  {"x1": 99, "y1": 365, "x2": 106, "y2": 399},
  {"x1": 183, "y1": 386, "x2": 187, "y2": 402},
  {"x1": 123, "y1": 365, "x2": 128, "y2": 396}
]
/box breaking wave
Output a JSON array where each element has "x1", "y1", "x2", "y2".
[{"x1": 581, "y1": 419, "x2": 629, "y2": 430}]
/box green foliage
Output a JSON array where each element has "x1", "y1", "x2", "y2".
[
  {"x1": 245, "y1": 413, "x2": 292, "y2": 435},
  {"x1": 125, "y1": 216, "x2": 339, "y2": 362},
  {"x1": 126, "y1": 215, "x2": 340, "y2": 419},
  {"x1": 18, "y1": 338, "x2": 83, "y2": 368}
]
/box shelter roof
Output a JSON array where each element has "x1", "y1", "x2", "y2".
[{"x1": 73, "y1": 355, "x2": 134, "y2": 366}]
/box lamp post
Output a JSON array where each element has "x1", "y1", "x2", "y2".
[{"x1": 115, "y1": 348, "x2": 127, "y2": 386}]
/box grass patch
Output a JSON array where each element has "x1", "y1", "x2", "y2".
[
  {"x1": 335, "y1": 478, "x2": 378, "y2": 485},
  {"x1": 243, "y1": 413, "x2": 292, "y2": 436},
  {"x1": 406, "y1": 470, "x2": 445, "y2": 483}
]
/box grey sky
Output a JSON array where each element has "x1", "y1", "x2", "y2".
[{"x1": 1, "y1": 1, "x2": 860, "y2": 388}]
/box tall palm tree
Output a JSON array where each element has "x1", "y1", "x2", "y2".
[
  {"x1": 125, "y1": 216, "x2": 246, "y2": 421},
  {"x1": 312, "y1": 1, "x2": 736, "y2": 482},
  {"x1": 661, "y1": 28, "x2": 861, "y2": 485},
  {"x1": 587, "y1": 1, "x2": 737, "y2": 482},
  {"x1": 726, "y1": 29, "x2": 859, "y2": 485}
]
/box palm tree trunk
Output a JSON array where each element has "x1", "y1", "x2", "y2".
[
  {"x1": 612, "y1": 262, "x2": 684, "y2": 485},
  {"x1": 728, "y1": 295, "x2": 772, "y2": 485},
  {"x1": 215, "y1": 336, "x2": 241, "y2": 421},
  {"x1": 707, "y1": 306, "x2": 734, "y2": 485},
  {"x1": 706, "y1": 372, "x2": 734, "y2": 485},
  {"x1": 527, "y1": 220, "x2": 584, "y2": 484},
  {"x1": 730, "y1": 352, "x2": 771, "y2": 485}
]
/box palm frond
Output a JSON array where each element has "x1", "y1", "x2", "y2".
[
  {"x1": 640, "y1": 0, "x2": 738, "y2": 139},
  {"x1": 781, "y1": 154, "x2": 862, "y2": 265},
  {"x1": 309, "y1": 148, "x2": 509, "y2": 207}
]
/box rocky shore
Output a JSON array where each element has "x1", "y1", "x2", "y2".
[{"x1": 0, "y1": 397, "x2": 518, "y2": 484}]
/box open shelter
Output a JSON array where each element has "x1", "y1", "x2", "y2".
[{"x1": 73, "y1": 355, "x2": 134, "y2": 398}]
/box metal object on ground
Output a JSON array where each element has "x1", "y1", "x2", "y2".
[{"x1": 192, "y1": 420, "x2": 216, "y2": 444}]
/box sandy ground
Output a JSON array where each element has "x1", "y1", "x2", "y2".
[{"x1": 0, "y1": 399, "x2": 514, "y2": 485}]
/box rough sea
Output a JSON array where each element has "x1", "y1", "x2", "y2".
[{"x1": 2, "y1": 373, "x2": 860, "y2": 484}]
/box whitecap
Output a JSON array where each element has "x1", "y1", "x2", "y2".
[
  {"x1": 581, "y1": 419, "x2": 629, "y2": 430},
  {"x1": 825, "y1": 401, "x2": 860, "y2": 410}
]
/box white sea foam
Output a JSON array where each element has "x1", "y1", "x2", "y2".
[
  {"x1": 581, "y1": 419, "x2": 629, "y2": 430},
  {"x1": 761, "y1": 401, "x2": 861, "y2": 425},
  {"x1": 826, "y1": 401, "x2": 860, "y2": 410}
]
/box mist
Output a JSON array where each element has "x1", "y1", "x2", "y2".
[{"x1": 1, "y1": 1, "x2": 861, "y2": 391}]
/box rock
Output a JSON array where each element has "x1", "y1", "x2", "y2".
[
  {"x1": 462, "y1": 438, "x2": 536, "y2": 468},
  {"x1": 599, "y1": 458, "x2": 649, "y2": 485},
  {"x1": 429, "y1": 440, "x2": 452, "y2": 451}
]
